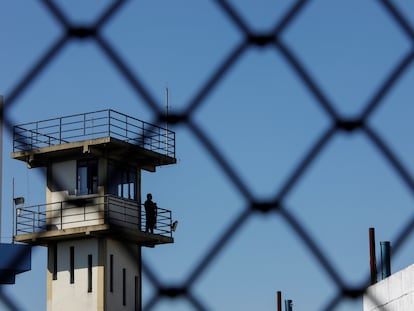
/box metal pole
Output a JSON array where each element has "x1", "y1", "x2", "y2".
[
  {"x1": 165, "y1": 87, "x2": 169, "y2": 155},
  {"x1": 369, "y1": 227, "x2": 377, "y2": 285},
  {"x1": 380, "y1": 241, "x2": 391, "y2": 279},
  {"x1": 0, "y1": 95, "x2": 3, "y2": 242},
  {"x1": 12, "y1": 178, "x2": 14, "y2": 242},
  {"x1": 285, "y1": 299, "x2": 293, "y2": 311},
  {"x1": 276, "y1": 291, "x2": 282, "y2": 311}
]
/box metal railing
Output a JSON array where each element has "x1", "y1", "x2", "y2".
[
  {"x1": 12, "y1": 109, "x2": 176, "y2": 158},
  {"x1": 15, "y1": 195, "x2": 173, "y2": 238}
]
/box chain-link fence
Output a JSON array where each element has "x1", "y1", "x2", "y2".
[{"x1": 1, "y1": 1, "x2": 414, "y2": 310}]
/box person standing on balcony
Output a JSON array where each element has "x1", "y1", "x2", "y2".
[{"x1": 144, "y1": 193, "x2": 157, "y2": 233}]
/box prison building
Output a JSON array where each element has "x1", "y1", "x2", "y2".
[
  {"x1": 363, "y1": 261, "x2": 414, "y2": 311},
  {"x1": 12, "y1": 109, "x2": 176, "y2": 311}
]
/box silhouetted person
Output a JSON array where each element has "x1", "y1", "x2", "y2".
[{"x1": 144, "y1": 193, "x2": 157, "y2": 233}]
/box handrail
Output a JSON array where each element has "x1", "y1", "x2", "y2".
[
  {"x1": 13, "y1": 109, "x2": 176, "y2": 159},
  {"x1": 15, "y1": 195, "x2": 173, "y2": 238}
]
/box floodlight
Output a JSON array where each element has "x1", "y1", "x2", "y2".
[
  {"x1": 13, "y1": 197, "x2": 25, "y2": 205},
  {"x1": 171, "y1": 220, "x2": 178, "y2": 232}
]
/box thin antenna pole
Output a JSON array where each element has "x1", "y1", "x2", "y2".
[
  {"x1": 165, "y1": 87, "x2": 169, "y2": 156},
  {"x1": 12, "y1": 177, "x2": 14, "y2": 243},
  {"x1": 0, "y1": 95, "x2": 3, "y2": 242}
]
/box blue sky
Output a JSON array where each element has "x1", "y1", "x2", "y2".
[{"x1": 1, "y1": 1, "x2": 414, "y2": 310}]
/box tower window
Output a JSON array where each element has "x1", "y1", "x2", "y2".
[
  {"x1": 122, "y1": 268, "x2": 126, "y2": 306},
  {"x1": 88, "y1": 254, "x2": 92, "y2": 293},
  {"x1": 70, "y1": 246, "x2": 75, "y2": 284},
  {"x1": 77, "y1": 159, "x2": 98, "y2": 195},
  {"x1": 110, "y1": 254, "x2": 114, "y2": 292},
  {"x1": 135, "y1": 276, "x2": 139, "y2": 311},
  {"x1": 52, "y1": 244, "x2": 57, "y2": 280},
  {"x1": 108, "y1": 162, "x2": 137, "y2": 200}
]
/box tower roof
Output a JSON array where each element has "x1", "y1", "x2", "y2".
[{"x1": 11, "y1": 109, "x2": 176, "y2": 171}]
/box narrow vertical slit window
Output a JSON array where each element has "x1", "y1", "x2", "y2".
[
  {"x1": 70, "y1": 246, "x2": 74, "y2": 284},
  {"x1": 134, "y1": 276, "x2": 138, "y2": 311},
  {"x1": 88, "y1": 254, "x2": 92, "y2": 292},
  {"x1": 52, "y1": 244, "x2": 57, "y2": 280},
  {"x1": 110, "y1": 254, "x2": 113, "y2": 292},
  {"x1": 122, "y1": 268, "x2": 126, "y2": 306}
]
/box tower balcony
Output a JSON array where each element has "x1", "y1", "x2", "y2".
[
  {"x1": 11, "y1": 109, "x2": 176, "y2": 172},
  {"x1": 14, "y1": 195, "x2": 174, "y2": 247}
]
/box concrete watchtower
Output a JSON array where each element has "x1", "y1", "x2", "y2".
[{"x1": 11, "y1": 109, "x2": 176, "y2": 310}]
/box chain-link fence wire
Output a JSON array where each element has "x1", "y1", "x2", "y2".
[{"x1": 1, "y1": 0, "x2": 414, "y2": 310}]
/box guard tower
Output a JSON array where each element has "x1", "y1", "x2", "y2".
[{"x1": 11, "y1": 109, "x2": 176, "y2": 310}]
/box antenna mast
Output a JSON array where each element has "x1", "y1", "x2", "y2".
[
  {"x1": 0, "y1": 96, "x2": 3, "y2": 242},
  {"x1": 165, "y1": 87, "x2": 169, "y2": 156}
]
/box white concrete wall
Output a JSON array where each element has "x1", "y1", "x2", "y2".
[
  {"x1": 106, "y1": 238, "x2": 140, "y2": 310},
  {"x1": 48, "y1": 239, "x2": 100, "y2": 311},
  {"x1": 363, "y1": 263, "x2": 414, "y2": 310},
  {"x1": 48, "y1": 238, "x2": 140, "y2": 311}
]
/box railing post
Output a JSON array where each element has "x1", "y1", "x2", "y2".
[
  {"x1": 124, "y1": 200, "x2": 126, "y2": 223},
  {"x1": 108, "y1": 110, "x2": 111, "y2": 137},
  {"x1": 32, "y1": 211, "x2": 35, "y2": 234},
  {"x1": 138, "y1": 203, "x2": 141, "y2": 231},
  {"x1": 125, "y1": 114, "x2": 128, "y2": 139},
  {"x1": 31, "y1": 129, "x2": 34, "y2": 149},
  {"x1": 60, "y1": 202, "x2": 63, "y2": 230},
  {"x1": 170, "y1": 210, "x2": 173, "y2": 238},
  {"x1": 105, "y1": 195, "x2": 109, "y2": 224},
  {"x1": 158, "y1": 127, "x2": 161, "y2": 151},
  {"x1": 141, "y1": 122, "x2": 145, "y2": 147},
  {"x1": 37, "y1": 205, "x2": 40, "y2": 231},
  {"x1": 35, "y1": 122, "x2": 38, "y2": 149},
  {"x1": 59, "y1": 117, "x2": 62, "y2": 143}
]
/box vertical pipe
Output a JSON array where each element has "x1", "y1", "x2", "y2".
[
  {"x1": 369, "y1": 227, "x2": 377, "y2": 285},
  {"x1": 276, "y1": 291, "x2": 282, "y2": 311},
  {"x1": 285, "y1": 299, "x2": 293, "y2": 311},
  {"x1": 0, "y1": 95, "x2": 3, "y2": 242},
  {"x1": 380, "y1": 241, "x2": 391, "y2": 279}
]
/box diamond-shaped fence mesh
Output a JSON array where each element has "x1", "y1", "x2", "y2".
[{"x1": 1, "y1": 0, "x2": 414, "y2": 310}]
